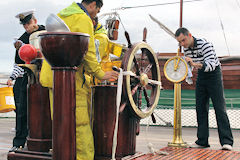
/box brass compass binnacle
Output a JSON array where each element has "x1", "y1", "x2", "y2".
[{"x1": 164, "y1": 56, "x2": 188, "y2": 83}]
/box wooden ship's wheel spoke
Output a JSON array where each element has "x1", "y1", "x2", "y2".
[
  {"x1": 143, "y1": 87, "x2": 151, "y2": 107},
  {"x1": 130, "y1": 83, "x2": 140, "y2": 95},
  {"x1": 143, "y1": 64, "x2": 152, "y2": 74},
  {"x1": 137, "y1": 87, "x2": 143, "y2": 108},
  {"x1": 133, "y1": 56, "x2": 141, "y2": 76},
  {"x1": 140, "y1": 48, "x2": 147, "y2": 72}
]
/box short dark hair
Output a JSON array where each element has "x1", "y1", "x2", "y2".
[
  {"x1": 175, "y1": 27, "x2": 189, "y2": 37},
  {"x1": 82, "y1": 0, "x2": 103, "y2": 8}
]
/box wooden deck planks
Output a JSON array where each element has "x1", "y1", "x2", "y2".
[{"x1": 124, "y1": 147, "x2": 240, "y2": 160}]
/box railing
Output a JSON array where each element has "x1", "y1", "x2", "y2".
[{"x1": 141, "y1": 96, "x2": 240, "y2": 129}]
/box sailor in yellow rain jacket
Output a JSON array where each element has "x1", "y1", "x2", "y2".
[
  {"x1": 94, "y1": 21, "x2": 123, "y2": 63},
  {"x1": 40, "y1": 1, "x2": 118, "y2": 160},
  {"x1": 94, "y1": 23, "x2": 110, "y2": 62},
  {"x1": 85, "y1": 20, "x2": 123, "y2": 121},
  {"x1": 92, "y1": 20, "x2": 123, "y2": 84}
]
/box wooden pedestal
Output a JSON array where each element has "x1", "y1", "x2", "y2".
[
  {"x1": 8, "y1": 149, "x2": 52, "y2": 160},
  {"x1": 92, "y1": 86, "x2": 138, "y2": 160},
  {"x1": 52, "y1": 68, "x2": 76, "y2": 160},
  {"x1": 27, "y1": 84, "x2": 52, "y2": 152},
  {"x1": 8, "y1": 83, "x2": 52, "y2": 160}
]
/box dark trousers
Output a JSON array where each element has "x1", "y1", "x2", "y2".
[
  {"x1": 195, "y1": 66, "x2": 233, "y2": 147},
  {"x1": 13, "y1": 75, "x2": 28, "y2": 147}
]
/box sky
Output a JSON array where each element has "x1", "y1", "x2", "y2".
[{"x1": 0, "y1": 0, "x2": 240, "y2": 73}]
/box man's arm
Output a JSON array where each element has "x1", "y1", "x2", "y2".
[
  {"x1": 9, "y1": 63, "x2": 25, "y2": 80},
  {"x1": 61, "y1": 14, "x2": 117, "y2": 80},
  {"x1": 7, "y1": 63, "x2": 25, "y2": 86},
  {"x1": 200, "y1": 41, "x2": 219, "y2": 72}
]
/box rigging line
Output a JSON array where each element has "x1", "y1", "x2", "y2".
[
  {"x1": 117, "y1": 0, "x2": 204, "y2": 10},
  {"x1": 236, "y1": 0, "x2": 240, "y2": 9},
  {"x1": 214, "y1": 0, "x2": 230, "y2": 56},
  {"x1": 98, "y1": 11, "x2": 127, "y2": 32},
  {"x1": 111, "y1": 0, "x2": 125, "y2": 12},
  {"x1": 98, "y1": 11, "x2": 118, "y2": 20},
  {"x1": 116, "y1": 14, "x2": 127, "y2": 32}
]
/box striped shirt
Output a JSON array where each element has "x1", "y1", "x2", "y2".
[
  {"x1": 183, "y1": 37, "x2": 220, "y2": 72},
  {"x1": 9, "y1": 63, "x2": 25, "y2": 80}
]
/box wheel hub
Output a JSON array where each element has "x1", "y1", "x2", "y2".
[{"x1": 140, "y1": 73, "x2": 149, "y2": 87}]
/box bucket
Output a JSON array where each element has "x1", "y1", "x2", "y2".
[{"x1": 0, "y1": 87, "x2": 15, "y2": 113}]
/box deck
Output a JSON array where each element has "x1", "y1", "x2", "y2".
[
  {"x1": 124, "y1": 147, "x2": 240, "y2": 160},
  {"x1": 0, "y1": 118, "x2": 239, "y2": 160}
]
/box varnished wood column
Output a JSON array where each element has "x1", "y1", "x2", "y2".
[
  {"x1": 52, "y1": 67, "x2": 76, "y2": 160},
  {"x1": 93, "y1": 86, "x2": 137, "y2": 160},
  {"x1": 27, "y1": 84, "x2": 52, "y2": 152}
]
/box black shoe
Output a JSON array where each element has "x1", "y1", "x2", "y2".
[{"x1": 9, "y1": 146, "x2": 19, "y2": 152}]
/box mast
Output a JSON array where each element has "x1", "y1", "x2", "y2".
[
  {"x1": 179, "y1": 0, "x2": 183, "y2": 52},
  {"x1": 180, "y1": 0, "x2": 183, "y2": 27}
]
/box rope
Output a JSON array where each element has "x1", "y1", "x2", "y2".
[
  {"x1": 111, "y1": 68, "x2": 162, "y2": 159},
  {"x1": 111, "y1": 69, "x2": 141, "y2": 159},
  {"x1": 153, "y1": 111, "x2": 173, "y2": 127},
  {"x1": 103, "y1": 0, "x2": 204, "y2": 41},
  {"x1": 149, "y1": 14, "x2": 175, "y2": 39},
  {"x1": 99, "y1": 11, "x2": 127, "y2": 33},
  {"x1": 116, "y1": 14, "x2": 127, "y2": 32},
  {"x1": 111, "y1": 68, "x2": 123, "y2": 160},
  {"x1": 115, "y1": 0, "x2": 127, "y2": 32},
  {"x1": 110, "y1": 0, "x2": 204, "y2": 33},
  {"x1": 236, "y1": 0, "x2": 240, "y2": 9},
  {"x1": 215, "y1": 0, "x2": 230, "y2": 56},
  {"x1": 114, "y1": 0, "x2": 204, "y2": 10},
  {"x1": 146, "y1": 116, "x2": 169, "y2": 155}
]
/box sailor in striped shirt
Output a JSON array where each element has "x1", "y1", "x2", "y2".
[
  {"x1": 183, "y1": 38, "x2": 220, "y2": 72},
  {"x1": 7, "y1": 10, "x2": 45, "y2": 152},
  {"x1": 175, "y1": 27, "x2": 233, "y2": 150},
  {"x1": 8, "y1": 64, "x2": 25, "y2": 82}
]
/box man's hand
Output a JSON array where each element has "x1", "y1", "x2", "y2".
[
  {"x1": 7, "y1": 79, "x2": 13, "y2": 87},
  {"x1": 185, "y1": 56, "x2": 202, "y2": 69},
  {"x1": 14, "y1": 40, "x2": 24, "y2": 50},
  {"x1": 101, "y1": 71, "x2": 119, "y2": 81},
  {"x1": 185, "y1": 57, "x2": 193, "y2": 64},
  {"x1": 193, "y1": 63, "x2": 203, "y2": 69}
]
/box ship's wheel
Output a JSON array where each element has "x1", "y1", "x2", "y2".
[{"x1": 120, "y1": 28, "x2": 161, "y2": 119}]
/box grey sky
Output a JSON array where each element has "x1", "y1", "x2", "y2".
[{"x1": 0, "y1": 0, "x2": 239, "y2": 73}]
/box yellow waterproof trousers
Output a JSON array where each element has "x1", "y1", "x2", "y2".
[
  {"x1": 48, "y1": 87, "x2": 94, "y2": 160},
  {"x1": 41, "y1": 64, "x2": 94, "y2": 159}
]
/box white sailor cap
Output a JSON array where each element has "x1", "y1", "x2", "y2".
[{"x1": 15, "y1": 9, "x2": 36, "y2": 25}]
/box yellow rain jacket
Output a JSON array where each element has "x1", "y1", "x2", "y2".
[
  {"x1": 94, "y1": 24, "x2": 110, "y2": 62},
  {"x1": 94, "y1": 23, "x2": 123, "y2": 62},
  {"x1": 91, "y1": 23, "x2": 123, "y2": 85},
  {"x1": 39, "y1": 60, "x2": 53, "y2": 117},
  {"x1": 40, "y1": 2, "x2": 105, "y2": 160}
]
